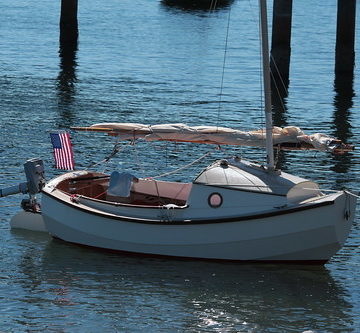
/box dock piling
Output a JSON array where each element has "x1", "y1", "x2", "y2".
[
  {"x1": 335, "y1": 0, "x2": 356, "y2": 74},
  {"x1": 60, "y1": 0, "x2": 78, "y2": 43},
  {"x1": 270, "y1": 0, "x2": 293, "y2": 99}
]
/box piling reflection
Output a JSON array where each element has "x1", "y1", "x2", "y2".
[
  {"x1": 15, "y1": 237, "x2": 354, "y2": 332},
  {"x1": 272, "y1": 87, "x2": 288, "y2": 129},
  {"x1": 330, "y1": 70, "x2": 355, "y2": 185},
  {"x1": 332, "y1": 71, "x2": 354, "y2": 145},
  {"x1": 57, "y1": 39, "x2": 78, "y2": 107},
  {"x1": 57, "y1": 0, "x2": 78, "y2": 128},
  {"x1": 57, "y1": 37, "x2": 78, "y2": 128}
]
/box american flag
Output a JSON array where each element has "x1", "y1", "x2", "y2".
[{"x1": 50, "y1": 131, "x2": 75, "y2": 170}]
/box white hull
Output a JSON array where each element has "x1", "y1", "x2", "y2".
[
  {"x1": 41, "y1": 189, "x2": 356, "y2": 263},
  {"x1": 4, "y1": 0, "x2": 355, "y2": 265}
]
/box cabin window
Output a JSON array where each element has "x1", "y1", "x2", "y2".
[{"x1": 208, "y1": 193, "x2": 223, "y2": 208}]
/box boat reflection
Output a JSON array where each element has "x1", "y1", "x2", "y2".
[{"x1": 16, "y1": 236, "x2": 354, "y2": 332}]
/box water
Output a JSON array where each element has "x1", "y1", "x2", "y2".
[{"x1": 0, "y1": 0, "x2": 359, "y2": 331}]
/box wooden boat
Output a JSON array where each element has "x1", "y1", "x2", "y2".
[
  {"x1": 41, "y1": 157, "x2": 356, "y2": 263},
  {"x1": 14, "y1": 0, "x2": 357, "y2": 263}
]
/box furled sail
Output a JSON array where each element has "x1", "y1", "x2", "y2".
[{"x1": 71, "y1": 123, "x2": 354, "y2": 154}]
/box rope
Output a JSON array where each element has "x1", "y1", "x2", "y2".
[
  {"x1": 94, "y1": 190, "x2": 107, "y2": 199},
  {"x1": 152, "y1": 150, "x2": 213, "y2": 179}
]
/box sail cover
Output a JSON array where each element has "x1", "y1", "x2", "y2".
[{"x1": 71, "y1": 123, "x2": 353, "y2": 153}]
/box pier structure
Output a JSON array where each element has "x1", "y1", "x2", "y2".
[
  {"x1": 270, "y1": 0, "x2": 356, "y2": 89},
  {"x1": 58, "y1": 0, "x2": 356, "y2": 92}
]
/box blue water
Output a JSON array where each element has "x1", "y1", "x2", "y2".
[{"x1": 1, "y1": 0, "x2": 360, "y2": 331}]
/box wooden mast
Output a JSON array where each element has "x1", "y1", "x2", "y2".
[{"x1": 259, "y1": 0, "x2": 275, "y2": 171}]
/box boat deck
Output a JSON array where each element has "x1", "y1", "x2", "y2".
[{"x1": 56, "y1": 172, "x2": 190, "y2": 207}]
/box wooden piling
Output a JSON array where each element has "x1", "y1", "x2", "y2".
[
  {"x1": 58, "y1": 0, "x2": 78, "y2": 113},
  {"x1": 270, "y1": 0, "x2": 293, "y2": 99},
  {"x1": 335, "y1": 0, "x2": 356, "y2": 74},
  {"x1": 60, "y1": 0, "x2": 78, "y2": 43}
]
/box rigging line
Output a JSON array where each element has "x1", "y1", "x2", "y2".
[
  {"x1": 270, "y1": 69, "x2": 287, "y2": 115},
  {"x1": 87, "y1": 138, "x2": 123, "y2": 169},
  {"x1": 209, "y1": 0, "x2": 217, "y2": 11},
  {"x1": 152, "y1": 150, "x2": 214, "y2": 179},
  {"x1": 216, "y1": 7, "x2": 232, "y2": 129},
  {"x1": 246, "y1": 0, "x2": 265, "y2": 134},
  {"x1": 173, "y1": 182, "x2": 190, "y2": 200},
  {"x1": 132, "y1": 139, "x2": 144, "y2": 175},
  {"x1": 150, "y1": 178, "x2": 162, "y2": 203},
  {"x1": 270, "y1": 53, "x2": 289, "y2": 98}
]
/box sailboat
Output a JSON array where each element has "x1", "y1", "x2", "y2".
[{"x1": 38, "y1": 0, "x2": 356, "y2": 263}]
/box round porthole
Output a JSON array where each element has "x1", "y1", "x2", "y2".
[{"x1": 208, "y1": 193, "x2": 223, "y2": 208}]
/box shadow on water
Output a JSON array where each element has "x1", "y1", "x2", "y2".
[
  {"x1": 161, "y1": 0, "x2": 234, "y2": 12},
  {"x1": 330, "y1": 68, "x2": 355, "y2": 185},
  {"x1": 15, "y1": 235, "x2": 354, "y2": 332}
]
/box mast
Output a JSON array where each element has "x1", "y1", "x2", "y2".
[{"x1": 259, "y1": 0, "x2": 275, "y2": 171}]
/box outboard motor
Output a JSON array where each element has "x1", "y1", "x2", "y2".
[
  {"x1": 0, "y1": 158, "x2": 45, "y2": 212},
  {"x1": 24, "y1": 158, "x2": 45, "y2": 195}
]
